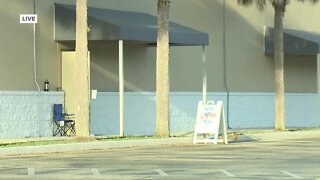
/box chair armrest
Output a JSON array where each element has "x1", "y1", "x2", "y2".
[
  {"x1": 63, "y1": 113, "x2": 75, "y2": 120},
  {"x1": 63, "y1": 113, "x2": 75, "y2": 116}
]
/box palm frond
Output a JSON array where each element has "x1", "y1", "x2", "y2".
[
  {"x1": 296, "y1": 0, "x2": 319, "y2": 3},
  {"x1": 238, "y1": 0, "x2": 318, "y2": 11},
  {"x1": 237, "y1": 0, "x2": 267, "y2": 10}
]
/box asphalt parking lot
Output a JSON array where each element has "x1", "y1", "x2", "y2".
[{"x1": 0, "y1": 135, "x2": 319, "y2": 179}]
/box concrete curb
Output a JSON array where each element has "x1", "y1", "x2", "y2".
[
  {"x1": 246, "y1": 131, "x2": 320, "y2": 141},
  {"x1": 235, "y1": 134, "x2": 259, "y2": 142},
  {"x1": 0, "y1": 137, "x2": 193, "y2": 156}
]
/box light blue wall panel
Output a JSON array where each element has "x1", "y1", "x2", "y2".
[
  {"x1": 0, "y1": 91, "x2": 64, "y2": 138},
  {"x1": 285, "y1": 93, "x2": 318, "y2": 127},
  {"x1": 229, "y1": 93, "x2": 318, "y2": 129},
  {"x1": 123, "y1": 93, "x2": 156, "y2": 136},
  {"x1": 228, "y1": 93, "x2": 275, "y2": 128},
  {"x1": 0, "y1": 91, "x2": 316, "y2": 138},
  {"x1": 90, "y1": 92, "x2": 156, "y2": 136},
  {"x1": 90, "y1": 92, "x2": 318, "y2": 136},
  {"x1": 90, "y1": 92, "x2": 228, "y2": 136},
  {"x1": 90, "y1": 93, "x2": 119, "y2": 135}
]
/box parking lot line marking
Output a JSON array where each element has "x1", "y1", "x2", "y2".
[
  {"x1": 281, "y1": 171, "x2": 302, "y2": 179},
  {"x1": 28, "y1": 168, "x2": 35, "y2": 176},
  {"x1": 154, "y1": 169, "x2": 168, "y2": 176},
  {"x1": 91, "y1": 168, "x2": 100, "y2": 176},
  {"x1": 219, "y1": 169, "x2": 235, "y2": 177}
]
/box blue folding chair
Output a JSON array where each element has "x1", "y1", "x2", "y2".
[{"x1": 53, "y1": 104, "x2": 75, "y2": 136}]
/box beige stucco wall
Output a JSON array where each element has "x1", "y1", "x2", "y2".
[
  {"x1": 0, "y1": 1, "x2": 35, "y2": 90},
  {"x1": 225, "y1": 1, "x2": 319, "y2": 92},
  {"x1": 0, "y1": 0, "x2": 319, "y2": 92}
]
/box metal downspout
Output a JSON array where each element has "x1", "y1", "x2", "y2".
[
  {"x1": 223, "y1": 0, "x2": 231, "y2": 129},
  {"x1": 33, "y1": 0, "x2": 41, "y2": 136}
]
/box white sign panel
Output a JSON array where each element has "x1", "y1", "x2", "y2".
[
  {"x1": 193, "y1": 101, "x2": 228, "y2": 144},
  {"x1": 91, "y1": 90, "x2": 97, "y2": 100},
  {"x1": 197, "y1": 103, "x2": 217, "y2": 133},
  {"x1": 20, "y1": 14, "x2": 38, "y2": 24}
]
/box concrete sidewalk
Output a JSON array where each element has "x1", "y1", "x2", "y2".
[
  {"x1": 0, "y1": 130, "x2": 319, "y2": 156},
  {"x1": 0, "y1": 137, "x2": 193, "y2": 156}
]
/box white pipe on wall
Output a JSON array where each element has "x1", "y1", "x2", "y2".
[
  {"x1": 33, "y1": 17, "x2": 40, "y2": 91},
  {"x1": 317, "y1": 54, "x2": 320, "y2": 127},
  {"x1": 202, "y1": 46, "x2": 207, "y2": 104},
  {"x1": 119, "y1": 40, "x2": 124, "y2": 137}
]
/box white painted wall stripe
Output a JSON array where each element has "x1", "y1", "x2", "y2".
[
  {"x1": 281, "y1": 171, "x2": 302, "y2": 179},
  {"x1": 28, "y1": 168, "x2": 35, "y2": 176},
  {"x1": 154, "y1": 169, "x2": 168, "y2": 176},
  {"x1": 219, "y1": 169, "x2": 235, "y2": 177},
  {"x1": 91, "y1": 168, "x2": 100, "y2": 176}
]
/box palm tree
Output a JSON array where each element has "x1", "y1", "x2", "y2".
[
  {"x1": 238, "y1": 0, "x2": 318, "y2": 130},
  {"x1": 156, "y1": 0, "x2": 170, "y2": 137},
  {"x1": 75, "y1": 0, "x2": 90, "y2": 137}
]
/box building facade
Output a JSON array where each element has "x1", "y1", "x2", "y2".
[{"x1": 0, "y1": 0, "x2": 319, "y2": 138}]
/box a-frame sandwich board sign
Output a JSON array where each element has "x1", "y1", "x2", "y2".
[{"x1": 193, "y1": 101, "x2": 228, "y2": 144}]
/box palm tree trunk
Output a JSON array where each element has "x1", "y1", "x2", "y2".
[
  {"x1": 75, "y1": 0, "x2": 90, "y2": 137},
  {"x1": 156, "y1": 0, "x2": 170, "y2": 138},
  {"x1": 274, "y1": 4, "x2": 285, "y2": 130}
]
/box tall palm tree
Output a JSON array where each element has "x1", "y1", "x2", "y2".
[
  {"x1": 156, "y1": 0, "x2": 170, "y2": 137},
  {"x1": 75, "y1": 0, "x2": 90, "y2": 137},
  {"x1": 238, "y1": 0, "x2": 318, "y2": 130}
]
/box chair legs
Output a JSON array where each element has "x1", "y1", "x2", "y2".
[
  {"x1": 53, "y1": 120, "x2": 76, "y2": 136},
  {"x1": 64, "y1": 121, "x2": 76, "y2": 136},
  {"x1": 53, "y1": 121, "x2": 64, "y2": 136}
]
